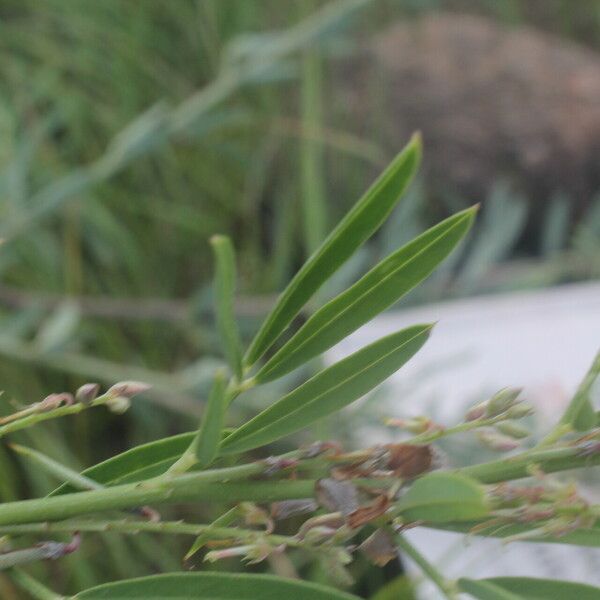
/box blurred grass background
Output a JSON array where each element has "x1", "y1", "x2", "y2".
[{"x1": 0, "y1": 0, "x2": 598, "y2": 596}]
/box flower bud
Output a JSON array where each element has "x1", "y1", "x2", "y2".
[
  {"x1": 302, "y1": 526, "x2": 338, "y2": 544},
  {"x1": 486, "y1": 388, "x2": 522, "y2": 417},
  {"x1": 239, "y1": 502, "x2": 273, "y2": 533},
  {"x1": 465, "y1": 401, "x2": 488, "y2": 422},
  {"x1": 38, "y1": 393, "x2": 74, "y2": 412},
  {"x1": 477, "y1": 430, "x2": 520, "y2": 452},
  {"x1": 105, "y1": 395, "x2": 131, "y2": 414},
  {"x1": 505, "y1": 403, "x2": 534, "y2": 419},
  {"x1": 107, "y1": 381, "x2": 151, "y2": 399},
  {"x1": 204, "y1": 546, "x2": 243, "y2": 563},
  {"x1": 271, "y1": 499, "x2": 318, "y2": 520},
  {"x1": 75, "y1": 383, "x2": 100, "y2": 406},
  {"x1": 385, "y1": 416, "x2": 432, "y2": 434},
  {"x1": 495, "y1": 421, "x2": 530, "y2": 439}
]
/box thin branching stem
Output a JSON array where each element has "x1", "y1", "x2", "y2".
[
  {"x1": 9, "y1": 569, "x2": 64, "y2": 600},
  {"x1": 394, "y1": 532, "x2": 457, "y2": 599}
]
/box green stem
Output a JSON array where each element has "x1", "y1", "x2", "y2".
[
  {"x1": 394, "y1": 532, "x2": 457, "y2": 599},
  {"x1": 0, "y1": 440, "x2": 596, "y2": 527},
  {"x1": 537, "y1": 350, "x2": 600, "y2": 447},
  {"x1": 459, "y1": 445, "x2": 600, "y2": 483},
  {"x1": 0, "y1": 547, "x2": 55, "y2": 570},
  {"x1": 536, "y1": 424, "x2": 572, "y2": 448},
  {"x1": 167, "y1": 376, "x2": 254, "y2": 477},
  {"x1": 0, "y1": 519, "x2": 298, "y2": 547},
  {"x1": 0, "y1": 395, "x2": 111, "y2": 440},
  {"x1": 0, "y1": 478, "x2": 315, "y2": 526},
  {"x1": 9, "y1": 569, "x2": 64, "y2": 600},
  {"x1": 406, "y1": 414, "x2": 509, "y2": 445}
]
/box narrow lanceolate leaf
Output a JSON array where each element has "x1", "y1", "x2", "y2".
[
  {"x1": 460, "y1": 577, "x2": 600, "y2": 600},
  {"x1": 191, "y1": 371, "x2": 227, "y2": 468},
  {"x1": 184, "y1": 507, "x2": 239, "y2": 562},
  {"x1": 459, "y1": 578, "x2": 522, "y2": 600},
  {"x1": 244, "y1": 134, "x2": 422, "y2": 367},
  {"x1": 74, "y1": 572, "x2": 361, "y2": 599},
  {"x1": 256, "y1": 206, "x2": 476, "y2": 382},
  {"x1": 10, "y1": 444, "x2": 101, "y2": 491},
  {"x1": 50, "y1": 432, "x2": 196, "y2": 495},
  {"x1": 396, "y1": 473, "x2": 489, "y2": 523},
  {"x1": 559, "y1": 349, "x2": 600, "y2": 432},
  {"x1": 222, "y1": 324, "x2": 431, "y2": 455},
  {"x1": 211, "y1": 235, "x2": 243, "y2": 380}
]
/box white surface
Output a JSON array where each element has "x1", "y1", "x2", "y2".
[
  {"x1": 329, "y1": 282, "x2": 600, "y2": 426},
  {"x1": 326, "y1": 282, "x2": 600, "y2": 596}
]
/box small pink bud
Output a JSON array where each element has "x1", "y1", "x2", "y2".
[
  {"x1": 465, "y1": 401, "x2": 488, "y2": 422},
  {"x1": 385, "y1": 416, "x2": 432, "y2": 434},
  {"x1": 38, "y1": 393, "x2": 74, "y2": 412},
  {"x1": 477, "y1": 430, "x2": 520, "y2": 452},
  {"x1": 76, "y1": 383, "x2": 100, "y2": 406},
  {"x1": 486, "y1": 388, "x2": 522, "y2": 417},
  {"x1": 107, "y1": 381, "x2": 151, "y2": 399},
  {"x1": 271, "y1": 499, "x2": 317, "y2": 520}
]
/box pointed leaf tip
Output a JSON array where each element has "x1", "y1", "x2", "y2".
[{"x1": 244, "y1": 136, "x2": 422, "y2": 367}]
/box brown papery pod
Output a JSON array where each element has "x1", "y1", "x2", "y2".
[
  {"x1": 385, "y1": 443, "x2": 433, "y2": 478},
  {"x1": 315, "y1": 478, "x2": 360, "y2": 516},
  {"x1": 347, "y1": 494, "x2": 390, "y2": 528},
  {"x1": 359, "y1": 528, "x2": 397, "y2": 566}
]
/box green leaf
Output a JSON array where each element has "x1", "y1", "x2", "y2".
[
  {"x1": 50, "y1": 432, "x2": 196, "y2": 495},
  {"x1": 559, "y1": 350, "x2": 600, "y2": 432},
  {"x1": 222, "y1": 324, "x2": 431, "y2": 455},
  {"x1": 184, "y1": 507, "x2": 239, "y2": 562},
  {"x1": 191, "y1": 371, "x2": 227, "y2": 468},
  {"x1": 396, "y1": 473, "x2": 489, "y2": 523},
  {"x1": 459, "y1": 578, "x2": 521, "y2": 600},
  {"x1": 211, "y1": 235, "x2": 243, "y2": 379},
  {"x1": 460, "y1": 577, "x2": 600, "y2": 600},
  {"x1": 75, "y1": 572, "x2": 361, "y2": 599},
  {"x1": 370, "y1": 576, "x2": 417, "y2": 600},
  {"x1": 255, "y1": 206, "x2": 476, "y2": 382},
  {"x1": 10, "y1": 444, "x2": 101, "y2": 491},
  {"x1": 244, "y1": 134, "x2": 422, "y2": 367},
  {"x1": 430, "y1": 520, "x2": 600, "y2": 547}
]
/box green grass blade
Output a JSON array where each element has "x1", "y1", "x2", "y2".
[
  {"x1": 74, "y1": 571, "x2": 361, "y2": 599},
  {"x1": 299, "y1": 23, "x2": 327, "y2": 254},
  {"x1": 559, "y1": 349, "x2": 600, "y2": 432},
  {"x1": 244, "y1": 134, "x2": 422, "y2": 367},
  {"x1": 459, "y1": 579, "x2": 522, "y2": 600},
  {"x1": 461, "y1": 577, "x2": 600, "y2": 600},
  {"x1": 256, "y1": 206, "x2": 476, "y2": 383},
  {"x1": 222, "y1": 324, "x2": 431, "y2": 455},
  {"x1": 191, "y1": 371, "x2": 227, "y2": 468},
  {"x1": 211, "y1": 235, "x2": 243, "y2": 380}
]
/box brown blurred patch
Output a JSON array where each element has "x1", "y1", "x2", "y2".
[{"x1": 336, "y1": 13, "x2": 600, "y2": 218}]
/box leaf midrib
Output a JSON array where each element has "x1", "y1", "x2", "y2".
[{"x1": 225, "y1": 326, "x2": 428, "y2": 450}]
